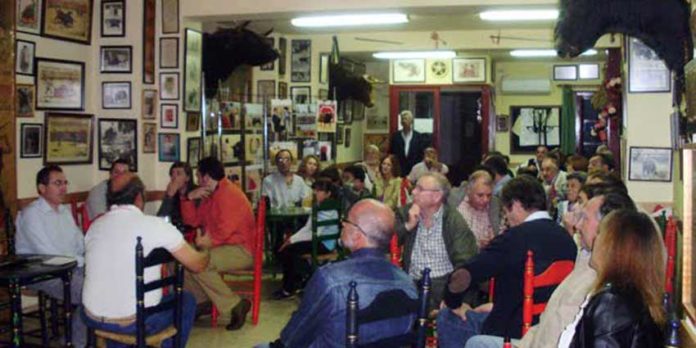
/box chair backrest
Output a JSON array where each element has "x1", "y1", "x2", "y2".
[
  {"x1": 346, "y1": 268, "x2": 431, "y2": 348},
  {"x1": 310, "y1": 198, "x2": 342, "y2": 268},
  {"x1": 135, "y1": 237, "x2": 184, "y2": 348},
  {"x1": 389, "y1": 234, "x2": 401, "y2": 267},
  {"x1": 3, "y1": 208, "x2": 15, "y2": 255},
  {"x1": 664, "y1": 216, "x2": 677, "y2": 295},
  {"x1": 255, "y1": 196, "x2": 267, "y2": 265},
  {"x1": 70, "y1": 200, "x2": 91, "y2": 233},
  {"x1": 522, "y1": 250, "x2": 574, "y2": 336}
]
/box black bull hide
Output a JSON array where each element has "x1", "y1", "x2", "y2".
[{"x1": 328, "y1": 62, "x2": 374, "y2": 107}]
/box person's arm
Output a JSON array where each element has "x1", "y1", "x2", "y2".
[
  {"x1": 180, "y1": 195, "x2": 201, "y2": 227},
  {"x1": 447, "y1": 211, "x2": 479, "y2": 267},
  {"x1": 157, "y1": 194, "x2": 176, "y2": 217},
  {"x1": 279, "y1": 270, "x2": 333, "y2": 347},
  {"x1": 394, "y1": 205, "x2": 417, "y2": 245},
  {"x1": 289, "y1": 218, "x2": 312, "y2": 244},
  {"x1": 207, "y1": 188, "x2": 252, "y2": 247},
  {"x1": 171, "y1": 241, "x2": 210, "y2": 273}
]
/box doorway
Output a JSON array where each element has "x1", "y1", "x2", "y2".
[{"x1": 439, "y1": 91, "x2": 482, "y2": 185}]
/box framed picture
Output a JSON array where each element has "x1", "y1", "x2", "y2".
[
  {"x1": 341, "y1": 99, "x2": 353, "y2": 124},
  {"x1": 352, "y1": 101, "x2": 365, "y2": 121},
  {"x1": 260, "y1": 38, "x2": 275, "y2": 71},
  {"x1": 452, "y1": 58, "x2": 486, "y2": 83},
  {"x1": 553, "y1": 65, "x2": 578, "y2": 81},
  {"x1": 278, "y1": 37, "x2": 287, "y2": 76},
  {"x1": 159, "y1": 37, "x2": 179, "y2": 69},
  {"x1": 628, "y1": 147, "x2": 673, "y2": 182},
  {"x1": 187, "y1": 137, "x2": 201, "y2": 167},
  {"x1": 509, "y1": 106, "x2": 561, "y2": 153},
  {"x1": 291, "y1": 86, "x2": 311, "y2": 105},
  {"x1": 98, "y1": 118, "x2": 137, "y2": 171},
  {"x1": 102, "y1": 81, "x2": 131, "y2": 109},
  {"x1": 291, "y1": 39, "x2": 311, "y2": 82},
  {"x1": 100, "y1": 45, "x2": 132, "y2": 73},
  {"x1": 336, "y1": 124, "x2": 344, "y2": 144},
  {"x1": 16, "y1": 0, "x2": 43, "y2": 35},
  {"x1": 393, "y1": 59, "x2": 425, "y2": 83},
  {"x1": 142, "y1": 89, "x2": 157, "y2": 120},
  {"x1": 318, "y1": 88, "x2": 328, "y2": 100},
  {"x1": 344, "y1": 127, "x2": 352, "y2": 147},
  {"x1": 161, "y1": 0, "x2": 179, "y2": 34},
  {"x1": 16, "y1": 84, "x2": 35, "y2": 118},
  {"x1": 319, "y1": 53, "x2": 329, "y2": 84},
  {"x1": 579, "y1": 64, "x2": 600, "y2": 80},
  {"x1": 628, "y1": 37, "x2": 671, "y2": 93},
  {"x1": 160, "y1": 72, "x2": 180, "y2": 100},
  {"x1": 142, "y1": 122, "x2": 156, "y2": 153},
  {"x1": 15, "y1": 40, "x2": 35, "y2": 76},
  {"x1": 101, "y1": 0, "x2": 125, "y2": 37},
  {"x1": 35, "y1": 58, "x2": 85, "y2": 110},
  {"x1": 42, "y1": 0, "x2": 93, "y2": 44},
  {"x1": 278, "y1": 82, "x2": 288, "y2": 99},
  {"x1": 158, "y1": 133, "x2": 180, "y2": 162},
  {"x1": 186, "y1": 112, "x2": 200, "y2": 131},
  {"x1": 20, "y1": 123, "x2": 43, "y2": 158},
  {"x1": 496, "y1": 115, "x2": 509, "y2": 132},
  {"x1": 221, "y1": 134, "x2": 242, "y2": 164},
  {"x1": 44, "y1": 113, "x2": 94, "y2": 165},
  {"x1": 257, "y1": 80, "x2": 275, "y2": 103},
  {"x1": 184, "y1": 28, "x2": 203, "y2": 112},
  {"x1": 160, "y1": 103, "x2": 178, "y2": 128},
  {"x1": 142, "y1": 0, "x2": 156, "y2": 84}
]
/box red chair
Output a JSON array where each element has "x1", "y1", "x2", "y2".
[
  {"x1": 664, "y1": 216, "x2": 678, "y2": 295},
  {"x1": 522, "y1": 250, "x2": 574, "y2": 335},
  {"x1": 70, "y1": 200, "x2": 91, "y2": 233}
]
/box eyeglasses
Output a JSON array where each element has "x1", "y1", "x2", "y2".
[
  {"x1": 413, "y1": 185, "x2": 441, "y2": 193},
  {"x1": 341, "y1": 218, "x2": 368, "y2": 237},
  {"x1": 49, "y1": 180, "x2": 69, "y2": 187},
  {"x1": 276, "y1": 157, "x2": 291, "y2": 163}
]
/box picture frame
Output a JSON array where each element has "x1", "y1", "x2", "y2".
[
  {"x1": 553, "y1": 65, "x2": 578, "y2": 81},
  {"x1": 318, "y1": 88, "x2": 328, "y2": 100},
  {"x1": 21, "y1": 123, "x2": 43, "y2": 158},
  {"x1": 161, "y1": 0, "x2": 179, "y2": 34},
  {"x1": 42, "y1": 0, "x2": 93, "y2": 44},
  {"x1": 160, "y1": 103, "x2": 178, "y2": 128},
  {"x1": 187, "y1": 137, "x2": 201, "y2": 167},
  {"x1": 257, "y1": 80, "x2": 275, "y2": 103},
  {"x1": 98, "y1": 118, "x2": 137, "y2": 171},
  {"x1": 509, "y1": 106, "x2": 561, "y2": 153},
  {"x1": 186, "y1": 112, "x2": 200, "y2": 131},
  {"x1": 159, "y1": 37, "x2": 179, "y2": 69},
  {"x1": 141, "y1": 89, "x2": 157, "y2": 120},
  {"x1": 628, "y1": 147, "x2": 673, "y2": 182},
  {"x1": 579, "y1": 63, "x2": 600, "y2": 80},
  {"x1": 16, "y1": 84, "x2": 35, "y2": 118},
  {"x1": 628, "y1": 37, "x2": 671, "y2": 93},
  {"x1": 101, "y1": 0, "x2": 125, "y2": 37},
  {"x1": 452, "y1": 58, "x2": 486, "y2": 83},
  {"x1": 260, "y1": 38, "x2": 275, "y2": 71},
  {"x1": 393, "y1": 59, "x2": 425, "y2": 83},
  {"x1": 319, "y1": 53, "x2": 329, "y2": 84},
  {"x1": 142, "y1": 122, "x2": 156, "y2": 153},
  {"x1": 44, "y1": 113, "x2": 94, "y2": 165},
  {"x1": 278, "y1": 37, "x2": 287, "y2": 76},
  {"x1": 102, "y1": 81, "x2": 131, "y2": 109},
  {"x1": 15, "y1": 39, "x2": 35, "y2": 76},
  {"x1": 100, "y1": 45, "x2": 132, "y2": 73},
  {"x1": 35, "y1": 58, "x2": 85, "y2": 110},
  {"x1": 344, "y1": 127, "x2": 352, "y2": 148},
  {"x1": 142, "y1": 0, "x2": 156, "y2": 84},
  {"x1": 341, "y1": 99, "x2": 353, "y2": 124},
  {"x1": 336, "y1": 124, "x2": 344, "y2": 144},
  {"x1": 221, "y1": 133, "x2": 242, "y2": 164},
  {"x1": 352, "y1": 101, "x2": 365, "y2": 121},
  {"x1": 158, "y1": 133, "x2": 180, "y2": 162},
  {"x1": 278, "y1": 82, "x2": 288, "y2": 99},
  {"x1": 16, "y1": 0, "x2": 43, "y2": 35},
  {"x1": 496, "y1": 115, "x2": 509, "y2": 132},
  {"x1": 160, "y1": 72, "x2": 180, "y2": 100},
  {"x1": 291, "y1": 39, "x2": 311, "y2": 82},
  {"x1": 184, "y1": 28, "x2": 203, "y2": 112},
  {"x1": 291, "y1": 86, "x2": 311, "y2": 105}
]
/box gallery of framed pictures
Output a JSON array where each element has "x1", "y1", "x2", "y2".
[
  {"x1": 42, "y1": 0, "x2": 93, "y2": 44},
  {"x1": 98, "y1": 118, "x2": 137, "y2": 171},
  {"x1": 509, "y1": 106, "x2": 561, "y2": 153},
  {"x1": 44, "y1": 113, "x2": 94, "y2": 165},
  {"x1": 21, "y1": 123, "x2": 43, "y2": 158},
  {"x1": 36, "y1": 58, "x2": 85, "y2": 110}
]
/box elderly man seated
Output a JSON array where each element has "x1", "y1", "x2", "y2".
[{"x1": 449, "y1": 170, "x2": 503, "y2": 248}]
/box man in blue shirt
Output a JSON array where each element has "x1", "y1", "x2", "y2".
[{"x1": 261, "y1": 199, "x2": 417, "y2": 348}]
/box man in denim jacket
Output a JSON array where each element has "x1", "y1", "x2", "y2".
[{"x1": 263, "y1": 199, "x2": 417, "y2": 348}]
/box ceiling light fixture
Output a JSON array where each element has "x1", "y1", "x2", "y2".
[
  {"x1": 510, "y1": 49, "x2": 598, "y2": 57},
  {"x1": 291, "y1": 13, "x2": 409, "y2": 28},
  {"x1": 372, "y1": 50, "x2": 457, "y2": 59},
  {"x1": 480, "y1": 9, "x2": 559, "y2": 21}
]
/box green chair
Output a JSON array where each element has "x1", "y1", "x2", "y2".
[{"x1": 305, "y1": 198, "x2": 343, "y2": 270}]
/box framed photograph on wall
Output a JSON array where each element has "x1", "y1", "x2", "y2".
[
  {"x1": 186, "y1": 112, "x2": 200, "y2": 131},
  {"x1": 319, "y1": 53, "x2": 329, "y2": 84},
  {"x1": 628, "y1": 147, "x2": 673, "y2": 182},
  {"x1": 42, "y1": 0, "x2": 93, "y2": 44},
  {"x1": 393, "y1": 59, "x2": 425, "y2": 83},
  {"x1": 142, "y1": 0, "x2": 156, "y2": 83},
  {"x1": 628, "y1": 37, "x2": 671, "y2": 93},
  {"x1": 16, "y1": 84, "x2": 35, "y2": 118},
  {"x1": 344, "y1": 127, "x2": 352, "y2": 147},
  {"x1": 15, "y1": 40, "x2": 35, "y2": 76},
  {"x1": 496, "y1": 115, "x2": 509, "y2": 132},
  {"x1": 291, "y1": 39, "x2": 311, "y2": 82},
  {"x1": 452, "y1": 58, "x2": 486, "y2": 83},
  {"x1": 553, "y1": 65, "x2": 578, "y2": 80},
  {"x1": 142, "y1": 122, "x2": 156, "y2": 153},
  {"x1": 160, "y1": 72, "x2": 180, "y2": 100},
  {"x1": 16, "y1": 0, "x2": 43, "y2": 35},
  {"x1": 36, "y1": 58, "x2": 85, "y2": 110},
  {"x1": 509, "y1": 105, "x2": 561, "y2": 153},
  {"x1": 100, "y1": 45, "x2": 132, "y2": 73},
  {"x1": 579, "y1": 64, "x2": 600, "y2": 80},
  {"x1": 291, "y1": 86, "x2": 311, "y2": 105},
  {"x1": 278, "y1": 37, "x2": 287, "y2": 76},
  {"x1": 101, "y1": 0, "x2": 125, "y2": 37},
  {"x1": 159, "y1": 133, "x2": 180, "y2": 162},
  {"x1": 98, "y1": 118, "x2": 137, "y2": 171},
  {"x1": 184, "y1": 28, "x2": 203, "y2": 112},
  {"x1": 187, "y1": 137, "x2": 201, "y2": 167},
  {"x1": 44, "y1": 113, "x2": 94, "y2": 165},
  {"x1": 278, "y1": 82, "x2": 288, "y2": 99},
  {"x1": 159, "y1": 38, "x2": 179, "y2": 69},
  {"x1": 161, "y1": 0, "x2": 179, "y2": 34},
  {"x1": 257, "y1": 80, "x2": 275, "y2": 103},
  {"x1": 142, "y1": 89, "x2": 157, "y2": 120},
  {"x1": 21, "y1": 123, "x2": 43, "y2": 158},
  {"x1": 160, "y1": 103, "x2": 178, "y2": 128},
  {"x1": 102, "y1": 82, "x2": 131, "y2": 109}
]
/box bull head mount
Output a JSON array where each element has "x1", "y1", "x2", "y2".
[{"x1": 328, "y1": 36, "x2": 376, "y2": 107}]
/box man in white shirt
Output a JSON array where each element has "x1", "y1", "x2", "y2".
[
  {"x1": 85, "y1": 158, "x2": 130, "y2": 219},
  {"x1": 389, "y1": 110, "x2": 430, "y2": 175},
  {"x1": 262, "y1": 149, "x2": 311, "y2": 208},
  {"x1": 407, "y1": 147, "x2": 449, "y2": 183}
]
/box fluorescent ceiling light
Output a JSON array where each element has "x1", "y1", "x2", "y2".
[
  {"x1": 510, "y1": 49, "x2": 598, "y2": 57},
  {"x1": 373, "y1": 50, "x2": 456, "y2": 59},
  {"x1": 480, "y1": 9, "x2": 559, "y2": 21},
  {"x1": 291, "y1": 13, "x2": 408, "y2": 28}
]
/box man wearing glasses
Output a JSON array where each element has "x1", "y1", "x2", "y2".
[
  {"x1": 262, "y1": 149, "x2": 311, "y2": 208},
  {"x1": 15, "y1": 165, "x2": 87, "y2": 347}
]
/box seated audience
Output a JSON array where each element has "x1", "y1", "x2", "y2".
[
  {"x1": 588, "y1": 152, "x2": 614, "y2": 175},
  {"x1": 449, "y1": 170, "x2": 503, "y2": 248},
  {"x1": 262, "y1": 200, "x2": 418, "y2": 347},
  {"x1": 357, "y1": 144, "x2": 382, "y2": 192},
  {"x1": 297, "y1": 154, "x2": 321, "y2": 187},
  {"x1": 16, "y1": 165, "x2": 87, "y2": 347},
  {"x1": 82, "y1": 173, "x2": 209, "y2": 347},
  {"x1": 408, "y1": 147, "x2": 449, "y2": 183},
  {"x1": 263, "y1": 149, "x2": 311, "y2": 208},
  {"x1": 437, "y1": 176, "x2": 577, "y2": 346},
  {"x1": 157, "y1": 161, "x2": 196, "y2": 230},
  {"x1": 181, "y1": 157, "x2": 256, "y2": 330},
  {"x1": 374, "y1": 154, "x2": 404, "y2": 209},
  {"x1": 541, "y1": 154, "x2": 568, "y2": 212},
  {"x1": 557, "y1": 171, "x2": 587, "y2": 228},
  {"x1": 341, "y1": 165, "x2": 373, "y2": 212},
  {"x1": 565, "y1": 154, "x2": 589, "y2": 174},
  {"x1": 483, "y1": 155, "x2": 512, "y2": 196},
  {"x1": 85, "y1": 158, "x2": 130, "y2": 219}
]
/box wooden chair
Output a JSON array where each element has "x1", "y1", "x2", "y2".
[
  {"x1": 87, "y1": 237, "x2": 185, "y2": 348},
  {"x1": 70, "y1": 200, "x2": 91, "y2": 233},
  {"x1": 346, "y1": 268, "x2": 431, "y2": 348},
  {"x1": 522, "y1": 250, "x2": 574, "y2": 335}
]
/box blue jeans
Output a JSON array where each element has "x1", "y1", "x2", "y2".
[
  {"x1": 437, "y1": 308, "x2": 489, "y2": 348},
  {"x1": 82, "y1": 292, "x2": 196, "y2": 348},
  {"x1": 464, "y1": 335, "x2": 521, "y2": 348}
]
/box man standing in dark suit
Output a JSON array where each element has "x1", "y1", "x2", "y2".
[{"x1": 389, "y1": 110, "x2": 430, "y2": 175}]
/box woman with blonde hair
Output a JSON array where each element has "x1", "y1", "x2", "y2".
[
  {"x1": 560, "y1": 209, "x2": 665, "y2": 347},
  {"x1": 297, "y1": 154, "x2": 321, "y2": 186},
  {"x1": 358, "y1": 144, "x2": 381, "y2": 191},
  {"x1": 374, "y1": 154, "x2": 403, "y2": 209}
]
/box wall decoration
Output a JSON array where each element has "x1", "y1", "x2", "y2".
[
  {"x1": 257, "y1": 80, "x2": 275, "y2": 104},
  {"x1": 102, "y1": 81, "x2": 131, "y2": 109},
  {"x1": 245, "y1": 165, "x2": 262, "y2": 192},
  {"x1": 100, "y1": 45, "x2": 132, "y2": 73},
  {"x1": 317, "y1": 140, "x2": 332, "y2": 161},
  {"x1": 158, "y1": 133, "x2": 180, "y2": 162},
  {"x1": 393, "y1": 59, "x2": 425, "y2": 83},
  {"x1": 428, "y1": 60, "x2": 449, "y2": 82},
  {"x1": 318, "y1": 88, "x2": 328, "y2": 100},
  {"x1": 352, "y1": 100, "x2": 365, "y2": 121},
  {"x1": 278, "y1": 37, "x2": 287, "y2": 76},
  {"x1": 278, "y1": 81, "x2": 288, "y2": 99},
  {"x1": 187, "y1": 137, "x2": 201, "y2": 167},
  {"x1": 628, "y1": 37, "x2": 671, "y2": 93},
  {"x1": 186, "y1": 112, "x2": 199, "y2": 131},
  {"x1": 628, "y1": 147, "x2": 672, "y2": 182},
  {"x1": 270, "y1": 99, "x2": 293, "y2": 136},
  {"x1": 319, "y1": 53, "x2": 329, "y2": 84},
  {"x1": 42, "y1": 0, "x2": 93, "y2": 44},
  {"x1": 316, "y1": 100, "x2": 337, "y2": 133},
  {"x1": 496, "y1": 115, "x2": 509, "y2": 132},
  {"x1": 159, "y1": 38, "x2": 178, "y2": 69},
  {"x1": 452, "y1": 58, "x2": 486, "y2": 83},
  {"x1": 16, "y1": 84, "x2": 35, "y2": 118},
  {"x1": 142, "y1": 122, "x2": 156, "y2": 153},
  {"x1": 295, "y1": 105, "x2": 316, "y2": 137},
  {"x1": 160, "y1": 72, "x2": 180, "y2": 100},
  {"x1": 98, "y1": 118, "x2": 137, "y2": 171},
  {"x1": 245, "y1": 134, "x2": 262, "y2": 163},
  {"x1": 160, "y1": 103, "x2": 178, "y2": 128},
  {"x1": 44, "y1": 113, "x2": 93, "y2": 165},
  {"x1": 142, "y1": 0, "x2": 156, "y2": 84},
  {"x1": 341, "y1": 99, "x2": 353, "y2": 124},
  {"x1": 364, "y1": 134, "x2": 389, "y2": 153},
  {"x1": 291, "y1": 86, "x2": 311, "y2": 105},
  {"x1": 161, "y1": 0, "x2": 179, "y2": 34},
  {"x1": 366, "y1": 111, "x2": 388, "y2": 132},
  {"x1": 260, "y1": 38, "x2": 275, "y2": 71},
  {"x1": 16, "y1": 0, "x2": 43, "y2": 35},
  {"x1": 291, "y1": 39, "x2": 311, "y2": 82},
  {"x1": 221, "y1": 133, "x2": 242, "y2": 164},
  {"x1": 21, "y1": 123, "x2": 43, "y2": 158},
  {"x1": 101, "y1": 0, "x2": 125, "y2": 37},
  {"x1": 336, "y1": 124, "x2": 344, "y2": 144},
  {"x1": 15, "y1": 39, "x2": 35, "y2": 76},
  {"x1": 141, "y1": 89, "x2": 157, "y2": 120},
  {"x1": 35, "y1": 58, "x2": 85, "y2": 110},
  {"x1": 510, "y1": 106, "x2": 561, "y2": 153},
  {"x1": 184, "y1": 28, "x2": 202, "y2": 112},
  {"x1": 344, "y1": 127, "x2": 352, "y2": 147},
  {"x1": 553, "y1": 65, "x2": 578, "y2": 81},
  {"x1": 578, "y1": 63, "x2": 600, "y2": 80}
]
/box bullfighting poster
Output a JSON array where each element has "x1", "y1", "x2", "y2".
[{"x1": 316, "y1": 100, "x2": 337, "y2": 133}]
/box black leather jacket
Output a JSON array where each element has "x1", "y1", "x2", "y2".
[{"x1": 569, "y1": 285, "x2": 664, "y2": 348}]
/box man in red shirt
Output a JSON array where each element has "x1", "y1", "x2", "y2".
[{"x1": 181, "y1": 157, "x2": 255, "y2": 330}]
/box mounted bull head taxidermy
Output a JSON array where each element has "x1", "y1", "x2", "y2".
[
  {"x1": 202, "y1": 22, "x2": 279, "y2": 98},
  {"x1": 328, "y1": 36, "x2": 376, "y2": 107}
]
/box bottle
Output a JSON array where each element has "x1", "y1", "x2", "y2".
[
  {"x1": 665, "y1": 319, "x2": 680, "y2": 348},
  {"x1": 503, "y1": 337, "x2": 512, "y2": 348}
]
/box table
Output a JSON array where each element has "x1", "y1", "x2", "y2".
[
  {"x1": 266, "y1": 207, "x2": 312, "y2": 264},
  {"x1": 0, "y1": 255, "x2": 77, "y2": 347}
]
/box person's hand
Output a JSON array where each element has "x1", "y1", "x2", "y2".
[
  {"x1": 473, "y1": 302, "x2": 493, "y2": 313},
  {"x1": 478, "y1": 227, "x2": 495, "y2": 248},
  {"x1": 278, "y1": 237, "x2": 292, "y2": 252},
  {"x1": 187, "y1": 187, "x2": 211, "y2": 200},
  {"x1": 562, "y1": 211, "x2": 578, "y2": 236},
  {"x1": 195, "y1": 229, "x2": 213, "y2": 249},
  {"x1": 166, "y1": 176, "x2": 187, "y2": 197},
  {"x1": 405, "y1": 204, "x2": 421, "y2": 231}
]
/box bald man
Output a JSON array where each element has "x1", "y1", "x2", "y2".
[{"x1": 268, "y1": 200, "x2": 417, "y2": 348}]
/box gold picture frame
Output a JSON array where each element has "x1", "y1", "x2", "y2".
[
  {"x1": 44, "y1": 113, "x2": 94, "y2": 165},
  {"x1": 41, "y1": 0, "x2": 93, "y2": 44}
]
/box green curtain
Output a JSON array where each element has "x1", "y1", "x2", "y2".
[{"x1": 560, "y1": 86, "x2": 576, "y2": 155}]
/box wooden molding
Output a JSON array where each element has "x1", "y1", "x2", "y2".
[{"x1": 17, "y1": 190, "x2": 166, "y2": 211}]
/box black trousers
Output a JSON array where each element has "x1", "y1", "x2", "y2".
[{"x1": 279, "y1": 241, "x2": 330, "y2": 292}]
